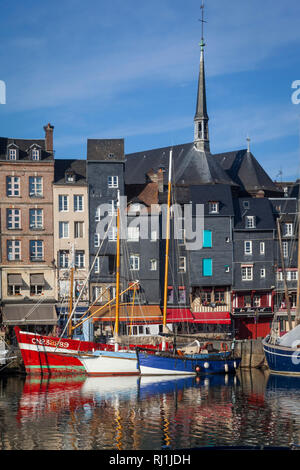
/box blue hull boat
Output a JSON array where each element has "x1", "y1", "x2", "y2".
[
  {"x1": 136, "y1": 348, "x2": 241, "y2": 376},
  {"x1": 262, "y1": 334, "x2": 300, "y2": 376}
]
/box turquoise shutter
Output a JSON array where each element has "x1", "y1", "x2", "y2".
[
  {"x1": 203, "y1": 230, "x2": 212, "y2": 248},
  {"x1": 203, "y1": 258, "x2": 212, "y2": 276}
]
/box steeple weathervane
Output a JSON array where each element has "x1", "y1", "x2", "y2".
[{"x1": 194, "y1": 1, "x2": 210, "y2": 152}]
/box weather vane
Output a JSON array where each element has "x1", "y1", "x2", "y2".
[{"x1": 199, "y1": 1, "x2": 207, "y2": 49}]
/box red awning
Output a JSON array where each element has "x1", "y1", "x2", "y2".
[
  {"x1": 192, "y1": 312, "x2": 231, "y2": 325},
  {"x1": 166, "y1": 308, "x2": 194, "y2": 322}
]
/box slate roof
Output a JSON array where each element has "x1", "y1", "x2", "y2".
[
  {"x1": 54, "y1": 159, "x2": 87, "y2": 185},
  {"x1": 214, "y1": 149, "x2": 281, "y2": 196},
  {"x1": 0, "y1": 137, "x2": 53, "y2": 160},
  {"x1": 233, "y1": 197, "x2": 276, "y2": 230},
  {"x1": 189, "y1": 184, "x2": 234, "y2": 216},
  {"x1": 125, "y1": 142, "x2": 236, "y2": 186}
]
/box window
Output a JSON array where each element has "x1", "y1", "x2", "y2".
[
  {"x1": 282, "y1": 241, "x2": 288, "y2": 258},
  {"x1": 108, "y1": 227, "x2": 117, "y2": 241},
  {"x1": 167, "y1": 287, "x2": 174, "y2": 304},
  {"x1": 253, "y1": 295, "x2": 261, "y2": 307},
  {"x1": 178, "y1": 287, "x2": 186, "y2": 304},
  {"x1": 290, "y1": 271, "x2": 298, "y2": 281},
  {"x1": 215, "y1": 291, "x2": 225, "y2": 302},
  {"x1": 260, "y1": 268, "x2": 266, "y2": 278},
  {"x1": 30, "y1": 240, "x2": 43, "y2": 261},
  {"x1": 29, "y1": 209, "x2": 43, "y2": 229},
  {"x1": 242, "y1": 266, "x2": 253, "y2": 281},
  {"x1": 109, "y1": 200, "x2": 118, "y2": 216},
  {"x1": 94, "y1": 233, "x2": 100, "y2": 247},
  {"x1": 108, "y1": 176, "x2": 118, "y2": 188},
  {"x1": 179, "y1": 256, "x2": 186, "y2": 273},
  {"x1": 31, "y1": 148, "x2": 40, "y2": 160},
  {"x1": 93, "y1": 286, "x2": 103, "y2": 302},
  {"x1": 94, "y1": 257, "x2": 100, "y2": 274},
  {"x1": 129, "y1": 254, "x2": 140, "y2": 271},
  {"x1": 74, "y1": 195, "x2": 83, "y2": 212},
  {"x1": 128, "y1": 226, "x2": 139, "y2": 242},
  {"x1": 7, "y1": 240, "x2": 21, "y2": 261},
  {"x1": 30, "y1": 284, "x2": 43, "y2": 295},
  {"x1": 74, "y1": 221, "x2": 84, "y2": 238},
  {"x1": 245, "y1": 216, "x2": 256, "y2": 228},
  {"x1": 244, "y1": 240, "x2": 252, "y2": 255},
  {"x1": 59, "y1": 250, "x2": 69, "y2": 268},
  {"x1": 95, "y1": 207, "x2": 101, "y2": 222},
  {"x1": 202, "y1": 258, "x2": 212, "y2": 276},
  {"x1": 59, "y1": 222, "x2": 69, "y2": 239},
  {"x1": 209, "y1": 201, "x2": 219, "y2": 214},
  {"x1": 8, "y1": 148, "x2": 17, "y2": 160},
  {"x1": 29, "y1": 176, "x2": 42, "y2": 197},
  {"x1": 7, "y1": 176, "x2": 20, "y2": 197},
  {"x1": 75, "y1": 251, "x2": 85, "y2": 268},
  {"x1": 203, "y1": 230, "x2": 212, "y2": 248},
  {"x1": 7, "y1": 209, "x2": 21, "y2": 229},
  {"x1": 260, "y1": 242, "x2": 265, "y2": 255},
  {"x1": 8, "y1": 284, "x2": 21, "y2": 296},
  {"x1": 150, "y1": 259, "x2": 157, "y2": 271},
  {"x1": 151, "y1": 230, "x2": 158, "y2": 241},
  {"x1": 243, "y1": 201, "x2": 250, "y2": 209},
  {"x1": 283, "y1": 223, "x2": 293, "y2": 237},
  {"x1": 59, "y1": 195, "x2": 69, "y2": 212}
]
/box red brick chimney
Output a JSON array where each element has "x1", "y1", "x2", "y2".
[{"x1": 44, "y1": 123, "x2": 54, "y2": 153}]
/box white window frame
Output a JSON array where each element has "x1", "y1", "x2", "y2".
[
  {"x1": 282, "y1": 241, "x2": 288, "y2": 258},
  {"x1": 127, "y1": 226, "x2": 140, "y2": 242},
  {"x1": 108, "y1": 200, "x2": 118, "y2": 216},
  {"x1": 209, "y1": 201, "x2": 219, "y2": 214},
  {"x1": 75, "y1": 250, "x2": 85, "y2": 268},
  {"x1": 108, "y1": 227, "x2": 117, "y2": 241},
  {"x1": 108, "y1": 176, "x2": 118, "y2": 188},
  {"x1": 7, "y1": 240, "x2": 21, "y2": 261},
  {"x1": 129, "y1": 254, "x2": 140, "y2": 271},
  {"x1": 29, "y1": 176, "x2": 43, "y2": 197},
  {"x1": 74, "y1": 221, "x2": 84, "y2": 238},
  {"x1": 8, "y1": 148, "x2": 17, "y2": 160},
  {"x1": 178, "y1": 256, "x2": 186, "y2": 273},
  {"x1": 94, "y1": 257, "x2": 100, "y2": 274},
  {"x1": 260, "y1": 268, "x2": 266, "y2": 278},
  {"x1": 59, "y1": 250, "x2": 69, "y2": 268},
  {"x1": 242, "y1": 266, "x2": 253, "y2": 281},
  {"x1": 260, "y1": 242, "x2": 265, "y2": 255},
  {"x1": 31, "y1": 148, "x2": 40, "y2": 160},
  {"x1": 245, "y1": 216, "x2": 256, "y2": 228},
  {"x1": 244, "y1": 240, "x2": 252, "y2": 255},
  {"x1": 94, "y1": 233, "x2": 100, "y2": 247},
  {"x1": 58, "y1": 195, "x2": 69, "y2": 212},
  {"x1": 29, "y1": 209, "x2": 43, "y2": 229},
  {"x1": 284, "y1": 223, "x2": 293, "y2": 237},
  {"x1": 7, "y1": 209, "x2": 21, "y2": 229},
  {"x1": 150, "y1": 259, "x2": 157, "y2": 271},
  {"x1": 74, "y1": 195, "x2": 84, "y2": 212},
  {"x1": 59, "y1": 221, "x2": 69, "y2": 239},
  {"x1": 151, "y1": 230, "x2": 158, "y2": 242},
  {"x1": 7, "y1": 176, "x2": 20, "y2": 197},
  {"x1": 95, "y1": 207, "x2": 101, "y2": 222},
  {"x1": 30, "y1": 240, "x2": 43, "y2": 261}
]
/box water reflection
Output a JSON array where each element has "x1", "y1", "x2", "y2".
[{"x1": 0, "y1": 370, "x2": 300, "y2": 449}]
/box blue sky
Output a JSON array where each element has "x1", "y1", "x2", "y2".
[{"x1": 0, "y1": 0, "x2": 300, "y2": 180}]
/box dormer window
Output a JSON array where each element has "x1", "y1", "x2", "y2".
[
  {"x1": 209, "y1": 201, "x2": 219, "y2": 214},
  {"x1": 243, "y1": 201, "x2": 250, "y2": 209},
  {"x1": 31, "y1": 148, "x2": 40, "y2": 160},
  {"x1": 7, "y1": 147, "x2": 18, "y2": 160},
  {"x1": 65, "y1": 171, "x2": 76, "y2": 183},
  {"x1": 245, "y1": 215, "x2": 256, "y2": 228}
]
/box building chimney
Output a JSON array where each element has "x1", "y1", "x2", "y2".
[{"x1": 44, "y1": 123, "x2": 54, "y2": 153}]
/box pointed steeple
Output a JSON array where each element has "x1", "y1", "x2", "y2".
[{"x1": 194, "y1": 2, "x2": 210, "y2": 152}]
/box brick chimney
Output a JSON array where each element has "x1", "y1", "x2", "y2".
[{"x1": 44, "y1": 123, "x2": 54, "y2": 153}]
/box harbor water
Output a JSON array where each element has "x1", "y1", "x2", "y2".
[{"x1": 0, "y1": 369, "x2": 299, "y2": 451}]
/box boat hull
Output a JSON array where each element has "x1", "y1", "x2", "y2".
[
  {"x1": 77, "y1": 351, "x2": 139, "y2": 376},
  {"x1": 14, "y1": 326, "x2": 111, "y2": 376},
  {"x1": 262, "y1": 337, "x2": 300, "y2": 376},
  {"x1": 136, "y1": 349, "x2": 240, "y2": 376}
]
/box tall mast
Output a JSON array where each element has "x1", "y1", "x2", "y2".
[
  {"x1": 114, "y1": 191, "x2": 121, "y2": 351},
  {"x1": 68, "y1": 244, "x2": 75, "y2": 339},
  {"x1": 276, "y1": 217, "x2": 292, "y2": 330},
  {"x1": 295, "y1": 187, "x2": 300, "y2": 325},
  {"x1": 162, "y1": 149, "x2": 173, "y2": 350}
]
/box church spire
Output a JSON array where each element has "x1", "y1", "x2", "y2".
[{"x1": 194, "y1": 1, "x2": 210, "y2": 152}]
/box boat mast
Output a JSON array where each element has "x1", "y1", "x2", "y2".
[
  {"x1": 276, "y1": 217, "x2": 292, "y2": 330},
  {"x1": 114, "y1": 191, "x2": 121, "y2": 351},
  {"x1": 162, "y1": 149, "x2": 173, "y2": 350},
  {"x1": 295, "y1": 190, "x2": 300, "y2": 325},
  {"x1": 68, "y1": 244, "x2": 75, "y2": 339}
]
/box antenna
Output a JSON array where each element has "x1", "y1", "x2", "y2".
[{"x1": 199, "y1": 1, "x2": 207, "y2": 49}]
